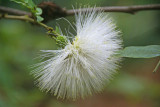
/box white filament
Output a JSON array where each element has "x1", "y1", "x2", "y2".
[{"x1": 32, "y1": 8, "x2": 122, "y2": 100}]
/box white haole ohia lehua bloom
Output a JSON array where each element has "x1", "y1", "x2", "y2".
[{"x1": 32, "y1": 8, "x2": 122, "y2": 100}]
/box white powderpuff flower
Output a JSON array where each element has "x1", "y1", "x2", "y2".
[{"x1": 32, "y1": 8, "x2": 122, "y2": 100}]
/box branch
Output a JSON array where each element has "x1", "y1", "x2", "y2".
[
  {"x1": 1, "y1": 3, "x2": 160, "y2": 22},
  {"x1": 0, "y1": 14, "x2": 47, "y2": 29},
  {"x1": 0, "y1": 6, "x2": 31, "y2": 16},
  {"x1": 66, "y1": 4, "x2": 160, "y2": 15},
  {"x1": 0, "y1": 14, "x2": 60, "y2": 38}
]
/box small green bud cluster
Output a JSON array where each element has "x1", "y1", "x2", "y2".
[{"x1": 56, "y1": 35, "x2": 68, "y2": 48}]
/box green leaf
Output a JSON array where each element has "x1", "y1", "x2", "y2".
[
  {"x1": 11, "y1": 0, "x2": 35, "y2": 8},
  {"x1": 35, "y1": 8, "x2": 42, "y2": 15},
  {"x1": 34, "y1": 8, "x2": 43, "y2": 22},
  {"x1": 11, "y1": 0, "x2": 44, "y2": 22},
  {"x1": 36, "y1": 16, "x2": 44, "y2": 22},
  {"x1": 11, "y1": 0, "x2": 27, "y2": 6},
  {"x1": 27, "y1": 0, "x2": 35, "y2": 8},
  {"x1": 120, "y1": 45, "x2": 160, "y2": 58}
]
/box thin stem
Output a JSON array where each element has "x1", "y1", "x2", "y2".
[
  {"x1": 0, "y1": 14, "x2": 60, "y2": 38},
  {"x1": 153, "y1": 59, "x2": 160, "y2": 73},
  {"x1": 2, "y1": 14, "x2": 34, "y2": 22}
]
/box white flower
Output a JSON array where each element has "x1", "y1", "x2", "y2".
[{"x1": 32, "y1": 8, "x2": 122, "y2": 100}]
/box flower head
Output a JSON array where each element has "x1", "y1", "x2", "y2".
[{"x1": 32, "y1": 8, "x2": 122, "y2": 100}]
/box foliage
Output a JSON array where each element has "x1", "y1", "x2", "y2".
[
  {"x1": 11, "y1": 0, "x2": 44, "y2": 22},
  {"x1": 120, "y1": 45, "x2": 160, "y2": 58}
]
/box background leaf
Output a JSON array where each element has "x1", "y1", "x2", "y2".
[{"x1": 120, "y1": 45, "x2": 160, "y2": 58}]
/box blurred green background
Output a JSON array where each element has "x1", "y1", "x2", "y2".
[{"x1": 0, "y1": 0, "x2": 160, "y2": 107}]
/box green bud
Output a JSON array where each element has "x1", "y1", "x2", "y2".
[{"x1": 56, "y1": 35, "x2": 68, "y2": 48}]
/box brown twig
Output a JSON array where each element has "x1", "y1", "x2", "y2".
[
  {"x1": 0, "y1": 6, "x2": 31, "y2": 16},
  {"x1": 66, "y1": 4, "x2": 160, "y2": 15},
  {"x1": 1, "y1": 4, "x2": 160, "y2": 15},
  {"x1": 0, "y1": 4, "x2": 160, "y2": 22}
]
